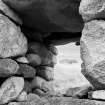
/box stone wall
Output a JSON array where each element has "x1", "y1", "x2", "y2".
[{"x1": 0, "y1": 0, "x2": 105, "y2": 105}]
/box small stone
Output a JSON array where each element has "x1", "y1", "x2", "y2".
[
  {"x1": 31, "y1": 76, "x2": 46, "y2": 89},
  {"x1": 88, "y1": 90, "x2": 105, "y2": 100},
  {"x1": 26, "y1": 54, "x2": 41, "y2": 66},
  {"x1": 16, "y1": 91, "x2": 27, "y2": 102},
  {"x1": 33, "y1": 89, "x2": 46, "y2": 97},
  {"x1": 36, "y1": 66, "x2": 54, "y2": 81},
  {"x1": 79, "y1": 0, "x2": 105, "y2": 22},
  {"x1": 28, "y1": 42, "x2": 55, "y2": 66},
  {"x1": 65, "y1": 84, "x2": 93, "y2": 98},
  {"x1": 0, "y1": 76, "x2": 24, "y2": 104},
  {"x1": 0, "y1": 0, "x2": 22, "y2": 24},
  {"x1": 16, "y1": 57, "x2": 29, "y2": 64},
  {"x1": 0, "y1": 14, "x2": 27, "y2": 58},
  {"x1": 81, "y1": 20, "x2": 105, "y2": 89},
  {"x1": 31, "y1": 76, "x2": 53, "y2": 93},
  {"x1": 0, "y1": 58, "x2": 19, "y2": 76},
  {"x1": 47, "y1": 44, "x2": 58, "y2": 55},
  {"x1": 27, "y1": 93, "x2": 40, "y2": 102},
  {"x1": 8, "y1": 102, "x2": 19, "y2": 105},
  {"x1": 17, "y1": 64, "x2": 36, "y2": 78}
]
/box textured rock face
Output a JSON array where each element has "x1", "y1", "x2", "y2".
[
  {"x1": 3, "y1": 0, "x2": 83, "y2": 32},
  {"x1": 80, "y1": 20, "x2": 105, "y2": 89},
  {"x1": 0, "y1": 0, "x2": 22, "y2": 24},
  {"x1": 79, "y1": 0, "x2": 105, "y2": 22},
  {"x1": 0, "y1": 14, "x2": 27, "y2": 58},
  {"x1": 0, "y1": 59, "x2": 19, "y2": 76},
  {"x1": 0, "y1": 76, "x2": 24, "y2": 104}
]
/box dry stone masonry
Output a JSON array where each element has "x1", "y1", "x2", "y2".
[
  {"x1": 0, "y1": 0, "x2": 57, "y2": 104},
  {"x1": 0, "y1": 0, "x2": 105, "y2": 105}
]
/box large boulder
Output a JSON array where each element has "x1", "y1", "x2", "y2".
[
  {"x1": 81, "y1": 20, "x2": 105, "y2": 89},
  {"x1": 79, "y1": 0, "x2": 105, "y2": 22},
  {"x1": 2, "y1": 0, "x2": 83, "y2": 32},
  {"x1": 0, "y1": 14, "x2": 27, "y2": 58}
]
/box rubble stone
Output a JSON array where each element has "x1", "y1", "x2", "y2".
[
  {"x1": 81, "y1": 20, "x2": 105, "y2": 89},
  {"x1": 0, "y1": 76, "x2": 24, "y2": 104},
  {"x1": 17, "y1": 91, "x2": 27, "y2": 102},
  {"x1": 26, "y1": 54, "x2": 41, "y2": 66},
  {"x1": 0, "y1": 58, "x2": 19, "y2": 76},
  {"x1": 16, "y1": 57, "x2": 29, "y2": 64},
  {"x1": 36, "y1": 66, "x2": 54, "y2": 81},
  {"x1": 18, "y1": 64, "x2": 36, "y2": 78},
  {"x1": 79, "y1": 0, "x2": 105, "y2": 22},
  {"x1": 0, "y1": 0, "x2": 22, "y2": 24},
  {"x1": 0, "y1": 14, "x2": 27, "y2": 58},
  {"x1": 88, "y1": 90, "x2": 105, "y2": 100}
]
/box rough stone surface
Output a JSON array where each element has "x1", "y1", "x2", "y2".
[
  {"x1": 27, "y1": 93, "x2": 40, "y2": 102},
  {"x1": 28, "y1": 42, "x2": 55, "y2": 66},
  {"x1": 0, "y1": 58, "x2": 19, "y2": 76},
  {"x1": 47, "y1": 44, "x2": 58, "y2": 55},
  {"x1": 0, "y1": 76, "x2": 24, "y2": 104},
  {"x1": 0, "y1": 14, "x2": 27, "y2": 58},
  {"x1": 88, "y1": 90, "x2": 105, "y2": 100},
  {"x1": 3, "y1": 0, "x2": 83, "y2": 32},
  {"x1": 31, "y1": 76, "x2": 46, "y2": 89},
  {"x1": 31, "y1": 76, "x2": 53, "y2": 92},
  {"x1": 80, "y1": 20, "x2": 105, "y2": 89},
  {"x1": 0, "y1": 0, "x2": 22, "y2": 24},
  {"x1": 26, "y1": 54, "x2": 41, "y2": 66},
  {"x1": 17, "y1": 64, "x2": 36, "y2": 78},
  {"x1": 16, "y1": 57, "x2": 29, "y2": 64},
  {"x1": 17, "y1": 91, "x2": 27, "y2": 102},
  {"x1": 65, "y1": 84, "x2": 93, "y2": 98},
  {"x1": 33, "y1": 89, "x2": 46, "y2": 97},
  {"x1": 79, "y1": 0, "x2": 105, "y2": 22},
  {"x1": 36, "y1": 66, "x2": 54, "y2": 81},
  {"x1": 8, "y1": 97, "x2": 105, "y2": 105}
]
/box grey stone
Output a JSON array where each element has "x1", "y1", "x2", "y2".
[
  {"x1": 3, "y1": 0, "x2": 83, "y2": 32},
  {"x1": 0, "y1": 76, "x2": 24, "y2": 104},
  {"x1": 16, "y1": 91, "x2": 27, "y2": 102},
  {"x1": 31, "y1": 76, "x2": 53, "y2": 92},
  {"x1": 65, "y1": 84, "x2": 93, "y2": 98},
  {"x1": 0, "y1": 58, "x2": 19, "y2": 77},
  {"x1": 88, "y1": 90, "x2": 105, "y2": 100},
  {"x1": 27, "y1": 93, "x2": 40, "y2": 102},
  {"x1": 36, "y1": 66, "x2": 54, "y2": 81},
  {"x1": 16, "y1": 57, "x2": 29, "y2": 64},
  {"x1": 8, "y1": 97, "x2": 105, "y2": 105},
  {"x1": 0, "y1": 0, "x2": 22, "y2": 24},
  {"x1": 28, "y1": 42, "x2": 56, "y2": 66},
  {"x1": 47, "y1": 44, "x2": 58, "y2": 55},
  {"x1": 17, "y1": 64, "x2": 36, "y2": 78},
  {"x1": 0, "y1": 14, "x2": 27, "y2": 58},
  {"x1": 81, "y1": 20, "x2": 105, "y2": 89},
  {"x1": 79, "y1": 0, "x2": 105, "y2": 22},
  {"x1": 26, "y1": 54, "x2": 41, "y2": 66}
]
